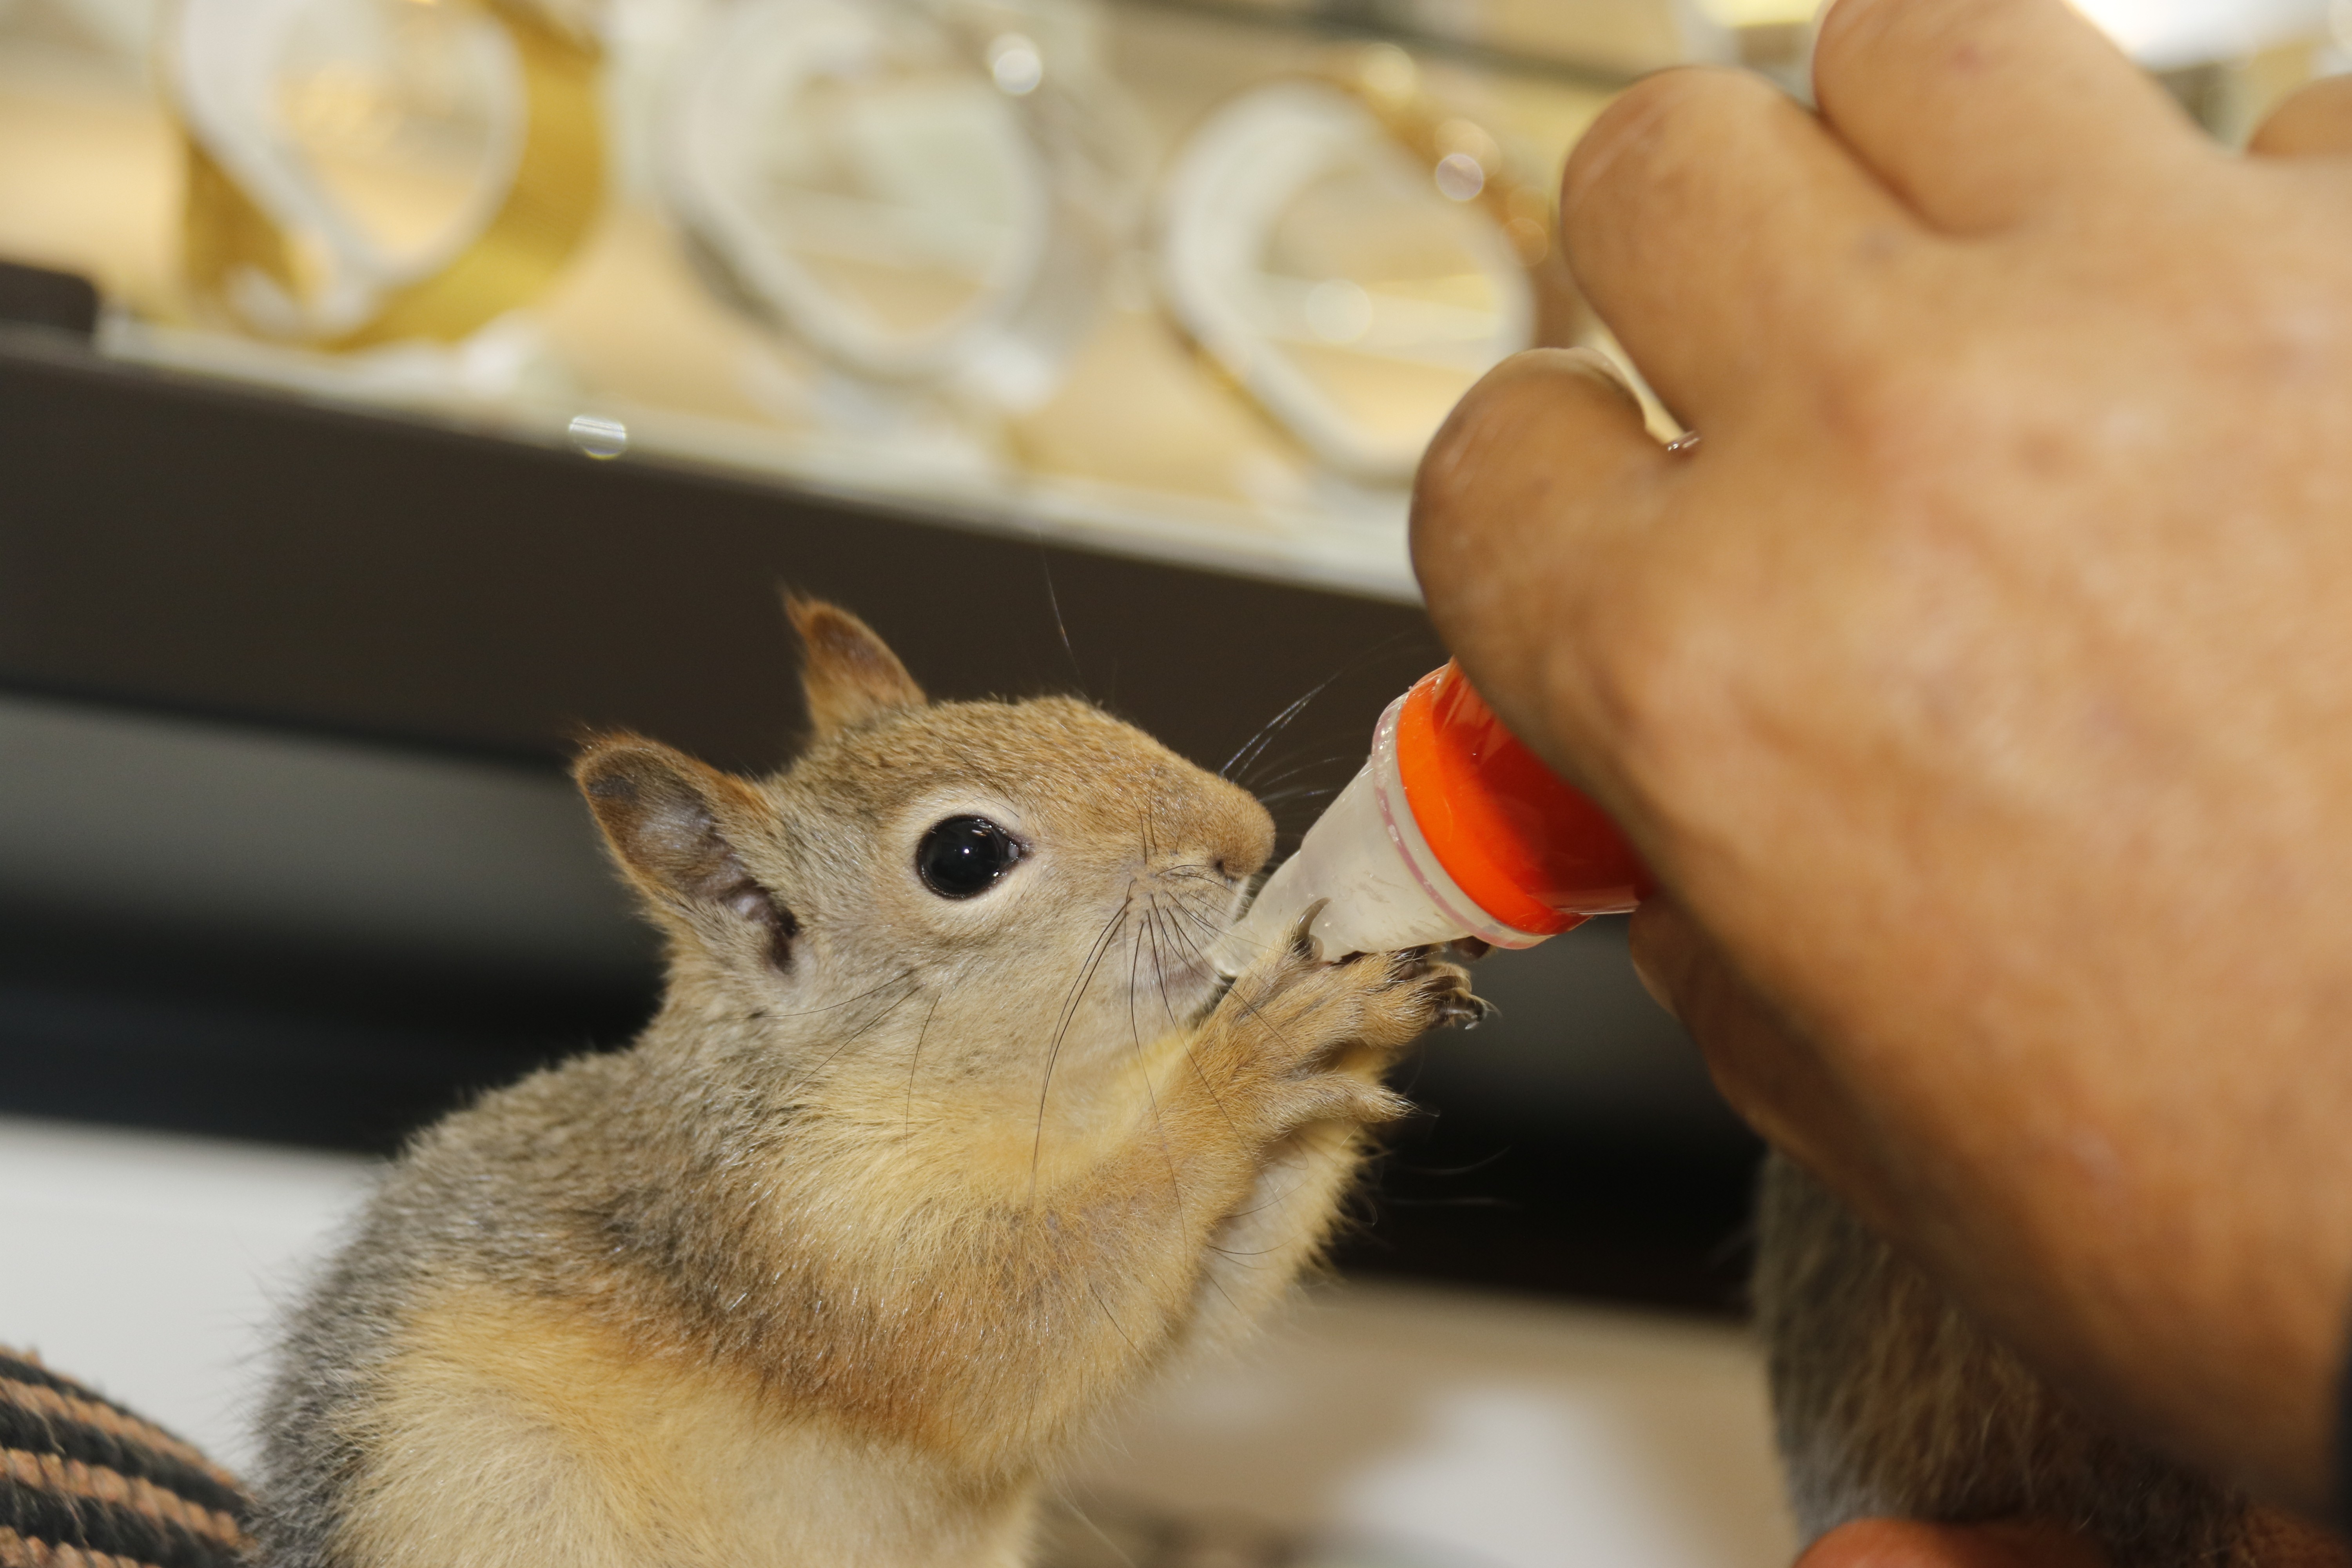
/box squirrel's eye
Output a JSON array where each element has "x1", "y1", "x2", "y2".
[{"x1": 916, "y1": 816, "x2": 1021, "y2": 900}]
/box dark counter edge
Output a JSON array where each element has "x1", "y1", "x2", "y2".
[{"x1": 0, "y1": 327, "x2": 1448, "y2": 777}]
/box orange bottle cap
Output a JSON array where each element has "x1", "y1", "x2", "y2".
[{"x1": 1391, "y1": 663, "x2": 1648, "y2": 929}]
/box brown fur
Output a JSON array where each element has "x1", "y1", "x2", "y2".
[
  {"x1": 249, "y1": 603, "x2": 1475, "y2": 1567},
  {"x1": 1755, "y1": 1152, "x2": 2349, "y2": 1568}
]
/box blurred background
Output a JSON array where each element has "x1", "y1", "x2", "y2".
[{"x1": 0, "y1": 0, "x2": 2344, "y2": 1561}]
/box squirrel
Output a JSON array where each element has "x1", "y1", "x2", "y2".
[
  {"x1": 1753, "y1": 1150, "x2": 2349, "y2": 1568},
  {"x1": 245, "y1": 598, "x2": 1479, "y2": 1568}
]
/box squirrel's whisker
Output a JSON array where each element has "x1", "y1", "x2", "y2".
[
  {"x1": 1122, "y1": 914, "x2": 1189, "y2": 1212},
  {"x1": 776, "y1": 975, "x2": 922, "y2": 1105},
  {"x1": 903, "y1": 992, "x2": 941, "y2": 1140},
  {"x1": 1037, "y1": 554, "x2": 1084, "y2": 695},
  {"x1": 1221, "y1": 627, "x2": 1426, "y2": 784},
  {"x1": 1219, "y1": 686, "x2": 1320, "y2": 781},
  {"x1": 1031, "y1": 902, "x2": 1134, "y2": 1193},
  {"x1": 1240, "y1": 752, "x2": 1358, "y2": 795}
]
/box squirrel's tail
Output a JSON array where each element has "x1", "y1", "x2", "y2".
[{"x1": 0, "y1": 1344, "x2": 255, "y2": 1567}]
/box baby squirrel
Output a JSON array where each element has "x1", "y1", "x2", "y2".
[
  {"x1": 1755, "y1": 1151, "x2": 2347, "y2": 1568},
  {"x1": 249, "y1": 599, "x2": 1478, "y2": 1568}
]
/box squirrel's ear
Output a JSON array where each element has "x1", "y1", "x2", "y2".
[
  {"x1": 575, "y1": 736, "x2": 797, "y2": 967},
  {"x1": 786, "y1": 595, "x2": 926, "y2": 739}
]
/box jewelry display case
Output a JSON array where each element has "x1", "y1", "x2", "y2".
[
  {"x1": 2, "y1": 0, "x2": 2336, "y2": 585},
  {"x1": 0, "y1": 0, "x2": 1678, "y2": 595}
]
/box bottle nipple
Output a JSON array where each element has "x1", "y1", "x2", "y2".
[{"x1": 1216, "y1": 662, "x2": 1649, "y2": 973}]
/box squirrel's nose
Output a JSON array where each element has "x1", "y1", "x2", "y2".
[{"x1": 1208, "y1": 800, "x2": 1276, "y2": 885}]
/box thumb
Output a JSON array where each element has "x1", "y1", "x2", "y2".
[
  {"x1": 1630, "y1": 895, "x2": 1867, "y2": 1191},
  {"x1": 2247, "y1": 76, "x2": 2352, "y2": 159},
  {"x1": 1409, "y1": 347, "x2": 1669, "y2": 802}
]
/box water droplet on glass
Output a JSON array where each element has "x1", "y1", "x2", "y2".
[
  {"x1": 1504, "y1": 215, "x2": 1548, "y2": 265},
  {"x1": 1433, "y1": 152, "x2": 1486, "y2": 202},
  {"x1": 568, "y1": 414, "x2": 628, "y2": 460},
  {"x1": 1303, "y1": 278, "x2": 1373, "y2": 345},
  {"x1": 988, "y1": 33, "x2": 1042, "y2": 95},
  {"x1": 1435, "y1": 117, "x2": 1501, "y2": 170},
  {"x1": 1357, "y1": 44, "x2": 1419, "y2": 107}
]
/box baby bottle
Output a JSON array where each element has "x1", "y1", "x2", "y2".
[{"x1": 1217, "y1": 661, "x2": 1650, "y2": 972}]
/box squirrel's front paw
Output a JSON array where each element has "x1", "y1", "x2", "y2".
[{"x1": 1205, "y1": 924, "x2": 1486, "y2": 1132}]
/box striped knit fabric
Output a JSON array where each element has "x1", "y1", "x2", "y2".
[{"x1": 0, "y1": 1348, "x2": 252, "y2": 1568}]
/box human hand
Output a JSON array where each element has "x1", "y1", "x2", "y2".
[
  {"x1": 1793, "y1": 1520, "x2": 2107, "y2": 1568},
  {"x1": 1786, "y1": 1512, "x2": 2347, "y2": 1568},
  {"x1": 1409, "y1": 0, "x2": 2352, "y2": 1513}
]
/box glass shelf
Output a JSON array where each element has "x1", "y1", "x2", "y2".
[
  {"x1": 0, "y1": 0, "x2": 2337, "y2": 598},
  {"x1": 0, "y1": 0, "x2": 1644, "y2": 599}
]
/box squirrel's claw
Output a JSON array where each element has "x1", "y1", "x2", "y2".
[
  {"x1": 1286, "y1": 899, "x2": 1331, "y2": 965},
  {"x1": 1436, "y1": 992, "x2": 1496, "y2": 1031}
]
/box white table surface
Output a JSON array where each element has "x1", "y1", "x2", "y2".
[{"x1": 0, "y1": 1114, "x2": 1795, "y2": 1568}]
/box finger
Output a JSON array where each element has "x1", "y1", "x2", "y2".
[
  {"x1": 2247, "y1": 76, "x2": 2352, "y2": 159},
  {"x1": 1812, "y1": 0, "x2": 2202, "y2": 234},
  {"x1": 1798, "y1": 1521, "x2": 2110, "y2": 1568},
  {"x1": 1410, "y1": 347, "x2": 1664, "y2": 784},
  {"x1": 1627, "y1": 896, "x2": 1859, "y2": 1179},
  {"x1": 1560, "y1": 67, "x2": 1924, "y2": 427}
]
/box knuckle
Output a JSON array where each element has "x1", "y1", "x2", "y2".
[
  {"x1": 1806, "y1": 321, "x2": 2031, "y2": 546},
  {"x1": 1562, "y1": 68, "x2": 1730, "y2": 211},
  {"x1": 1809, "y1": 0, "x2": 1903, "y2": 94},
  {"x1": 1815, "y1": 0, "x2": 2046, "y2": 108},
  {"x1": 1561, "y1": 69, "x2": 1788, "y2": 264},
  {"x1": 1809, "y1": 310, "x2": 1966, "y2": 456}
]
